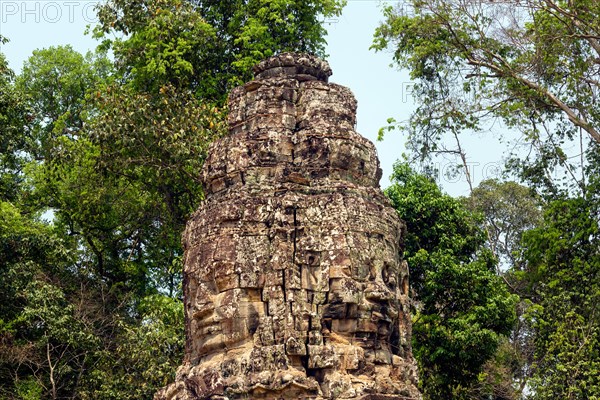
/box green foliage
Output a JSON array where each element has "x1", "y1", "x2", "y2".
[
  {"x1": 78, "y1": 295, "x2": 184, "y2": 400},
  {"x1": 0, "y1": 50, "x2": 31, "y2": 202},
  {"x1": 16, "y1": 46, "x2": 112, "y2": 160},
  {"x1": 1, "y1": 182, "x2": 185, "y2": 398},
  {"x1": 95, "y1": 0, "x2": 345, "y2": 101},
  {"x1": 465, "y1": 179, "x2": 542, "y2": 269},
  {"x1": 96, "y1": 0, "x2": 219, "y2": 95},
  {"x1": 30, "y1": 136, "x2": 154, "y2": 295},
  {"x1": 372, "y1": 0, "x2": 599, "y2": 190},
  {"x1": 0, "y1": 43, "x2": 189, "y2": 398},
  {"x1": 14, "y1": 378, "x2": 42, "y2": 400},
  {"x1": 520, "y1": 194, "x2": 600, "y2": 399},
  {"x1": 0, "y1": 198, "x2": 84, "y2": 399},
  {"x1": 89, "y1": 83, "x2": 227, "y2": 224},
  {"x1": 386, "y1": 162, "x2": 517, "y2": 399},
  {"x1": 229, "y1": 0, "x2": 344, "y2": 72},
  {"x1": 386, "y1": 163, "x2": 484, "y2": 294}
]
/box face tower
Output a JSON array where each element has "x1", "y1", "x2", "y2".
[{"x1": 156, "y1": 53, "x2": 421, "y2": 400}]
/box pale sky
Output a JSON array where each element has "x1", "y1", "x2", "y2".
[{"x1": 0, "y1": 0, "x2": 506, "y2": 195}]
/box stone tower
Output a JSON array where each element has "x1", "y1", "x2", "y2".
[{"x1": 155, "y1": 53, "x2": 421, "y2": 400}]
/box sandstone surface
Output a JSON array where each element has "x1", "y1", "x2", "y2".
[{"x1": 155, "y1": 53, "x2": 421, "y2": 400}]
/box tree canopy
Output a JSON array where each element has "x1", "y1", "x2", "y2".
[
  {"x1": 373, "y1": 0, "x2": 599, "y2": 194},
  {"x1": 374, "y1": 1, "x2": 600, "y2": 398},
  {"x1": 94, "y1": 0, "x2": 345, "y2": 100},
  {"x1": 386, "y1": 163, "x2": 517, "y2": 399}
]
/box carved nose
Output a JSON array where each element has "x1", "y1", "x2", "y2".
[{"x1": 364, "y1": 282, "x2": 393, "y2": 302}]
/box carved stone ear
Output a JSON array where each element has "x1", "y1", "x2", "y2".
[{"x1": 155, "y1": 53, "x2": 421, "y2": 400}]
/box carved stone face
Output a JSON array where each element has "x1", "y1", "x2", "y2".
[
  {"x1": 190, "y1": 284, "x2": 261, "y2": 358},
  {"x1": 322, "y1": 229, "x2": 403, "y2": 367},
  {"x1": 185, "y1": 235, "x2": 266, "y2": 363}
]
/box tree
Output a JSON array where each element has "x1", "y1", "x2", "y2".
[
  {"x1": 89, "y1": 84, "x2": 226, "y2": 226},
  {"x1": 87, "y1": 84, "x2": 227, "y2": 295},
  {"x1": 1, "y1": 41, "x2": 95, "y2": 399},
  {"x1": 2, "y1": 44, "x2": 190, "y2": 399},
  {"x1": 385, "y1": 162, "x2": 517, "y2": 399},
  {"x1": 520, "y1": 196, "x2": 600, "y2": 399},
  {"x1": 76, "y1": 295, "x2": 184, "y2": 400},
  {"x1": 0, "y1": 187, "x2": 99, "y2": 399},
  {"x1": 95, "y1": 0, "x2": 346, "y2": 101},
  {"x1": 16, "y1": 45, "x2": 113, "y2": 161},
  {"x1": 372, "y1": 0, "x2": 598, "y2": 194},
  {"x1": 465, "y1": 180, "x2": 543, "y2": 398},
  {"x1": 0, "y1": 40, "x2": 31, "y2": 202},
  {"x1": 96, "y1": 0, "x2": 219, "y2": 96},
  {"x1": 0, "y1": 197, "x2": 185, "y2": 399},
  {"x1": 465, "y1": 179, "x2": 542, "y2": 271},
  {"x1": 514, "y1": 147, "x2": 600, "y2": 399},
  {"x1": 374, "y1": 3, "x2": 600, "y2": 397},
  {"x1": 16, "y1": 46, "x2": 149, "y2": 296}
]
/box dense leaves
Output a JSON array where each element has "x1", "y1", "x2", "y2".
[
  {"x1": 90, "y1": 84, "x2": 227, "y2": 225},
  {"x1": 0, "y1": 48, "x2": 30, "y2": 202},
  {"x1": 16, "y1": 46, "x2": 112, "y2": 161},
  {"x1": 520, "y1": 192, "x2": 600, "y2": 399},
  {"x1": 96, "y1": 0, "x2": 219, "y2": 95},
  {"x1": 95, "y1": 0, "x2": 345, "y2": 101},
  {"x1": 386, "y1": 163, "x2": 517, "y2": 399},
  {"x1": 0, "y1": 196, "x2": 93, "y2": 399}
]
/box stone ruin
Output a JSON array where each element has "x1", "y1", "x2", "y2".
[{"x1": 155, "y1": 53, "x2": 421, "y2": 400}]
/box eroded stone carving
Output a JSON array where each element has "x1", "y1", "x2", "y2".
[{"x1": 155, "y1": 53, "x2": 421, "y2": 400}]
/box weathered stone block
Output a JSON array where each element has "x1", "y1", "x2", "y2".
[{"x1": 308, "y1": 344, "x2": 337, "y2": 369}]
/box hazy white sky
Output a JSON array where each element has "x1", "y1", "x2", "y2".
[{"x1": 0, "y1": 0, "x2": 506, "y2": 195}]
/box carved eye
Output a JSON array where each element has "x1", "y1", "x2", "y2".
[{"x1": 383, "y1": 263, "x2": 397, "y2": 291}]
